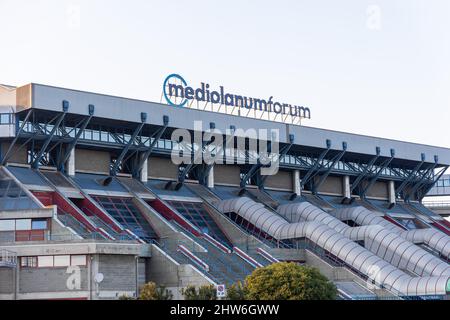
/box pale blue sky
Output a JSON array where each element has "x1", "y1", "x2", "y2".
[{"x1": 1, "y1": 0, "x2": 449, "y2": 148}]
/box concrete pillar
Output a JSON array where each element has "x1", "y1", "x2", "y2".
[
  {"x1": 343, "y1": 175, "x2": 351, "y2": 199},
  {"x1": 293, "y1": 170, "x2": 301, "y2": 195},
  {"x1": 66, "y1": 148, "x2": 75, "y2": 176},
  {"x1": 388, "y1": 180, "x2": 396, "y2": 204},
  {"x1": 140, "y1": 158, "x2": 148, "y2": 183},
  {"x1": 207, "y1": 166, "x2": 214, "y2": 188}
]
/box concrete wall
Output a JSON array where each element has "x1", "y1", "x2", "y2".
[
  {"x1": 16, "y1": 84, "x2": 32, "y2": 110},
  {"x1": 75, "y1": 148, "x2": 110, "y2": 174},
  {"x1": 214, "y1": 165, "x2": 240, "y2": 186},
  {"x1": 264, "y1": 170, "x2": 292, "y2": 191},
  {"x1": 363, "y1": 181, "x2": 389, "y2": 199},
  {"x1": 19, "y1": 266, "x2": 89, "y2": 294},
  {"x1": 98, "y1": 255, "x2": 137, "y2": 292},
  {"x1": 147, "y1": 245, "x2": 213, "y2": 300},
  {"x1": 0, "y1": 268, "x2": 14, "y2": 295},
  {"x1": 316, "y1": 176, "x2": 343, "y2": 195},
  {"x1": 148, "y1": 156, "x2": 178, "y2": 180},
  {"x1": 1, "y1": 142, "x2": 28, "y2": 164}
]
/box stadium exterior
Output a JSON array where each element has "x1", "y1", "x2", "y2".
[{"x1": 0, "y1": 82, "x2": 450, "y2": 300}]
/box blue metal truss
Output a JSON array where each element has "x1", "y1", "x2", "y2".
[
  {"x1": 395, "y1": 153, "x2": 426, "y2": 198},
  {"x1": 31, "y1": 101, "x2": 69, "y2": 169},
  {"x1": 350, "y1": 147, "x2": 380, "y2": 194},
  {"x1": 110, "y1": 112, "x2": 147, "y2": 176},
  {"x1": 312, "y1": 142, "x2": 347, "y2": 194},
  {"x1": 360, "y1": 148, "x2": 396, "y2": 198},
  {"x1": 132, "y1": 115, "x2": 169, "y2": 179},
  {"x1": 300, "y1": 139, "x2": 332, "y2": 189}
]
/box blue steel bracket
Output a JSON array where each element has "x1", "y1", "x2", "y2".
[
  {"x1": 31, "y1": 101, "x2": 69, "y2": 169},
  {"x1": 58, "y1": 104, "x2": 95, "y2": 172},
  {"x1": 312, "y1": 142, "x2": 347, "y2": 194},
  {"x1": 1, "y1": 109, "x2": 34, "y2": 165},
  {"x1": 177, "y1": 122, "x2": 216, "y2": 186},
  {"x1": 360, "y1": 148, "x2": 396, "y2": 198},
  {"x1": 301, "y1": 139, "x2": 332, "y2": 188},
  {"x1": 418, "y1": 164, "x2": 448, "y2": 201},
  {"x1": 350, "y1": 147, "x2": 381, "y2": 194},
  {"x1": 110, "y1": 113, "x2": 147, "y2": 176},
  {"x1": 133, "y1": 115, "x2": 169, "y2": 178},
  {"x1": 406, "y1": 155, "x2": 439, "y2": 201},
  {"x1": 395, "y1": 153, "x2": 426, "y2": 198},
  {"x1": 258, "y1": 134, "x2": 295, "y2": 189}
]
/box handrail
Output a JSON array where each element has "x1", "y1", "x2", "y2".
[
  {"x1": 256, "y1": 247, "x2": 279, "y2": 263},
  {"x1": 177, "y1": 244, "x2": 210, "y2": 272},
  {"x1": 0, "y1": 249, "x2": 17, "y2": 267},
  {"x1": 233, "y1": 246, "x2": 263, "y2": 268},
  {"x1": 202, "y1": 233, "x2": 232, "y2": 254}
]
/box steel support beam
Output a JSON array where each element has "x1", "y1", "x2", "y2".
[
  {"x1": 350, "y1": 147, "x2": 380, "y2": 194},
  {"x1": 406, "y1": 155, "x2": 439, "y2": 201},
  {"x1": 110, "y1": 113, "x2": 147, "y2": 176},
  {"x1": 31, "y1": 102, "x2": 69, "y2": 169},
  {"x1": 259, "y1": 136, "x2": 295, "y2": 189},
  {"x1": 418, "y1": 165, "x2": 449, "y2": 201},
  {"x1": 133, "y1": 116, "x2": 169, "y2": 179},
  {"x1": 300, "y1": 139, "x2": 332, "y2": 188},
  {"x1": 1, "y1": 109, "x2": 33, "y2": 165},
  {"x1": 57, "y1": 105, "x2": 95, "y2": 172},
  {"x1": 395, "y1": 153, "x2": 426, "y2": 197},
  {"x1": 361, "y1": 148, "x2": 396, "y2": 198},
  {"x1": 312, "y1": 142, "x2": 347, "y2": 194}
]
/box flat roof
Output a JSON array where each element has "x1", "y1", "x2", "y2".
[{"x1": 6, "y1": 82, "x2": 450, "y2": 165}]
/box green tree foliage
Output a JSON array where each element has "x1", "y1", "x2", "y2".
[
  {"x1": 226, "y1": 281, "x2": 247, "y2": 300},
  {"x1": 242, "y1": 262, "x2": 337, "y2": 300},
  {"x1": 139, "y1": 282, "x2": 173, "y2": 300},
  {"x1": 182, "y1": 284, "x2": 217, "y2": 300}
]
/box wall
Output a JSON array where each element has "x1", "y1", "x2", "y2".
[
  {"x1": 364, "y1": 181, "x2": 389, "y2": 199},
  {"x1": 148, "y1": 156, "x2": 178, "y2": 180},
  {"x1": 214, "y1": 165, "x2": 240, "y2": 186},
  {"x1": 264, "y1": 170, "x2": 292, "y2": 191},
  {"x1": 1, "y1": 142, "x2": 27, "y2": 164},
  {"x1": 75, "y1": 148, "x2": 110, "y2": 174},
  {"x1": 316, "y1": 176, "x2": 343, "y2": 195}
]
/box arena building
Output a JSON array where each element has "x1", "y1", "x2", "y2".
[{"x1": 0, "y1": 82, "x2": 449, "y2": 300}]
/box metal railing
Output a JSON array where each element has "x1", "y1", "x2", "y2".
[{"x1": 0, "y1": 249, "x2": 17, "y2": 267}]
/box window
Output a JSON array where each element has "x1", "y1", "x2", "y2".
[
  {"x1": 38, "y1": 256, "x2": 54, "y2": 268},
  {"x1": 0, "y1": 220, "x2": 15, "y2": 231},
  {"x1": 0, "y1": 114, "x2": 11, "y2": 124},
  {"x1": 21, "y1": 257, "x2": 37, "y2": 268},
  {"x1": 31, "y1": 219, "x2": 48, "y2": 230},
  {"x1": 71, "y1": 255, "x2": 87, "y2": 266},
  {"x1": 15, "y1": 219, "x2": 32, "y2": 231},
  {"x1": 54, "y1": 255, "x2": 70, "y2": 267}
]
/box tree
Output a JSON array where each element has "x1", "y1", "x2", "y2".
[
  {"x1": 244, "y1": 262, "x2": 337, "y2": 300},
  {"x1": 182, "y1": 284, "x2": 217, "y2": 300},
  {"x1": 139, "y1": 282, "x2": 173, "y2": 300},
  {"x1": 226, "y1": 281, "x2": 246, "y2": 300}
]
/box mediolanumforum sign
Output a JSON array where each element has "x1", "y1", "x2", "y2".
[{"x1": 162, "y1": 74, "x2": 310, "y2": 125}]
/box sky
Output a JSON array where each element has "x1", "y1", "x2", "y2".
[{"x1": 1, "y1": 0, "x2": 449, "y2": 149}]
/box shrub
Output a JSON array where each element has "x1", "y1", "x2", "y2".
[
  {"x1": 139, "y1": 282, "x2": 173, "y2": 300},
  {"x1": 182, "y1": 284, "x2": 217, "y2": 300},
  {"x1": 244, "y1": 262, "x2": 337, "y2": 300}
]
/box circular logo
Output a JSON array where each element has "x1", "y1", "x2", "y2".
[{"x1": 163, "y1": 73, "x2": 188, "y2": 107}]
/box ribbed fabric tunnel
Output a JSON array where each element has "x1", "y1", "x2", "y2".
[
  {"x1": 278, "y1": 202, "x2": 450, "y2": 277},
  {"x1": 218, "y1": 197, "x2": 450, "y2": 296}
]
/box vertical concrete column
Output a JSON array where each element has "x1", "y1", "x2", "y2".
[
  {"x1": 140, "y1": 158, "x2": 148, "y2": 183},
  {"x1": 67, "y1": 148, "x2": 75, "y2": 176},
  {"x1": 207, "y1": 166, "x2": 214, "y2": 189},
  {"x1": 343, "y1": 175, "x2": 351, "y2": 199},
  {"x1": 293, "y1": 170, "x2": 301, "y2": 195},
  {"x1": 388, "y1": 180, "x2": 396, "y2": 204}
]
